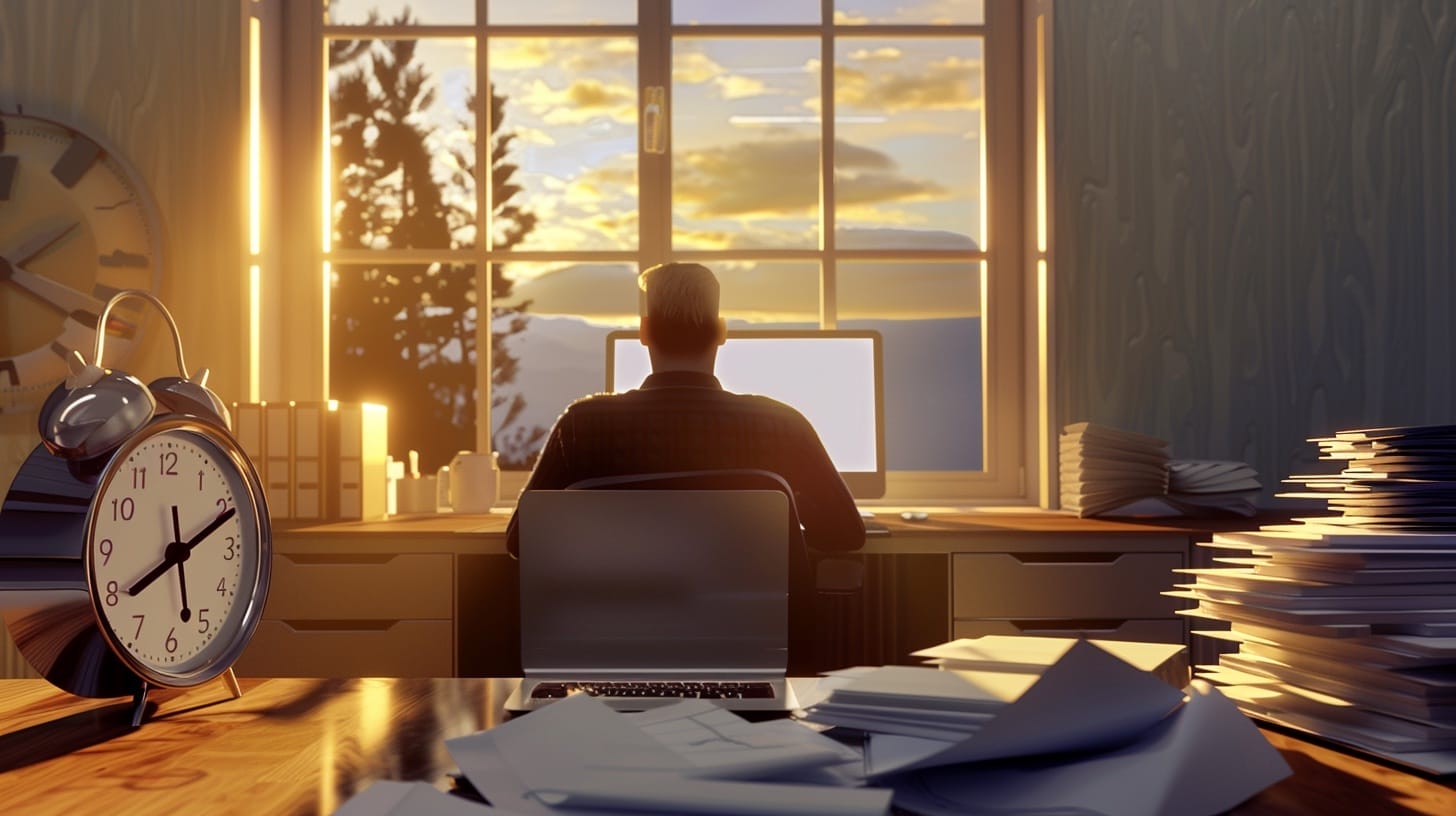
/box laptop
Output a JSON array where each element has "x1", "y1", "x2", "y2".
[{"x1": 505, "y1": 489, "x2": 800, "y2": 713}]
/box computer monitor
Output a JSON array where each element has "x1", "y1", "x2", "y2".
[{"x1": 605, "y1": 329, "x2": 885, "y2": 499}]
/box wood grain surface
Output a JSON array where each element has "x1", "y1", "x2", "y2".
[
  {"x1": 1, "y1": 677, "x2": 1454, "y2": 815},
  {"x1": 1054, "y1": 0, "x2": 1456, "y2": 504}
]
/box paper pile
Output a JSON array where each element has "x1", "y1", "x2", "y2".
[
  {"x1": 334, "y1": 640, "x2": 1289, "y2": 816},
  {"x1": 338, "y1": 693, "x2": 890, "y2": 816},
  {"x1": 1167, "y1": 459, "x2": 1261, "y2": 517},
  {"x1": 1177, "y1": 424, "x2": 1456, "y2": 773},
  {"x1": 1058, "y1": 422, "x2": 1262, "y2": 518},
  {"x1": 802, "y1": 639, "x2": 1289, "y2": 814},
  {"x1": 1059, "y1": 422, "x2": 1171, "y2": 516}
]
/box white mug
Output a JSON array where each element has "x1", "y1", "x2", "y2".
[{"x1": 449, "y1": 451, "x2": 499, "y2": 514}]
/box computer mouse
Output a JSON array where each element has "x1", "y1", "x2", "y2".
[{"x1": 900, "y1": 511, "x2": 930, "y2": 522}]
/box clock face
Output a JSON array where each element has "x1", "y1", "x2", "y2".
[
  {"x1": 87, "y1": 421, "x2": 267, "y2": 684},
  {"x1": 0, "y1": 111, "x2": 163, "y2": 414}
]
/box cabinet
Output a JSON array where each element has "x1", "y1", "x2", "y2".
[
  {"x1": 233, "y1": 517, "x2": 518, "y2": 678},
  {"x1": 860, "y1": 515, "x2": 1195, "y2": 658},
  {"x1": 233, "y1": 512, "x2": 1198, "y2": 677}
]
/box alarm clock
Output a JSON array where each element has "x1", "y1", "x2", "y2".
[{"x1": 0, "y1": 291, "x2": 269, "y2": 727}]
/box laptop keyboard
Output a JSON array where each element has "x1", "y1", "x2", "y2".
[{"x1": 530, "y1": 680, "x2": 776, "y2": 700}]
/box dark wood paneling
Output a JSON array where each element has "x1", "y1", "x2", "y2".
[{"x1": 1054, "y1": 0, "x2": 1456, "y2": 501}]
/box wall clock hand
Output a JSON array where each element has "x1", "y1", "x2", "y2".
[
  {"x1": 0, "y1": 258, "x2": 109, "y2": 317},
  {"x1": 0, "y1": 221, "x2": 80, "y2": 266}
]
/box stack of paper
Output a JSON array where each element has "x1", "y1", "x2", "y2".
[
  {"x1": 1166, "y1": 459, "x2": 1261, "y2": 517},
  {"x1": 913, "y1": 635, "x2": 1190, "y2": 689},
  {"x1": 335, "y1": 640, "x2": 1289, "y2": 816},
  {"x1": 1176, "y1": 424, "x2": 1456, "y2": 773},
  {"x1": 1291, "y1": 424, "x2": 1456, "y2": 530},
  {"x1": 805, "y1": 640, "x2": 1288, "y2": 814},
  {"x1": 1059, "y1": 422, "x2": 1171, "y2": 517}
]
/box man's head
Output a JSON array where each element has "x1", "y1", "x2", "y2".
[{"x1": 638, "y1": 262, "x2": 727, "y2": 371}]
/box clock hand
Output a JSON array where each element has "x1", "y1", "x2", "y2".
[
  {"x1": 0, "y1": 257, "x2": 108, "y2": 317},
  {"x1": 181, "y1": 506, "x2": 238, "y2": 554},
  {"x1": 0, "y1": 220, "x2": 80, "y2": 266},
  {"x1": 127, "y1": 506, "x2": 239, "y2": 596},
  {"x1": 176, "y1": 559, "x2": 192, "y2": 623},
  {"x1": 128, "y1": 554, "x2": 175, "y2": 597},
  {"x1": 172, "y1": 505, "x2": 181, "y2": 549}
]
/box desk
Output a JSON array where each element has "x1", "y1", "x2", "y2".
[
  {"x1": 241, "y1": 511, "x2": 1204, "y2": 678},
  {"x1": 1, "y1": 678, "x2": 1453, "y2": 815}
]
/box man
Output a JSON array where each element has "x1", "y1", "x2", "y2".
[{"x1": 505, "y1": 261, "x2": 865, "y2": 557}]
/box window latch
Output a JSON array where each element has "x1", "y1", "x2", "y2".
[{"x1": 642, "y1": 86, "x2": 666, "y2": 154}]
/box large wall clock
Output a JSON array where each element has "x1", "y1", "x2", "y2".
[{"x1": 0, "y1": 109, "x2": 163, "y2": 414}]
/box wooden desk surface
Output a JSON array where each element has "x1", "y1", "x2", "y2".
[
  {"x1": 278, "y1": 509, "x2": 1205, "y2": 557},
  {"x1": 2, "y1": 678, "x2": 1453, "y2": 815}
]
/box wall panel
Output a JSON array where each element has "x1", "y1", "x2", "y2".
[{"x1": 1054, "y1": 0, "x2": 1456, "y2": 501}]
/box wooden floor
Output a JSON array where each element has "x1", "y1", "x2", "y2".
[{"x1": 0, "y1": 677, "x2": 1453, "y2": 815}]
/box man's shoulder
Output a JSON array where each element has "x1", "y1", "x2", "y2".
[{"x1": 565, "y1": 386, "x2": 807, "y2": 422}]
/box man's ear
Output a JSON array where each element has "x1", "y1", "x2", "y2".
[
  {"x1": 715, "y1": 317, "x2": 727, "y2": 346},
  {"x1": 639, "y1": 316, "x2": 652, "y2": 346}
]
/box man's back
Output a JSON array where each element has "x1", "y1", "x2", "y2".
[{"x1": 507, "y1": 371, "x2": 864, "y2": 557}]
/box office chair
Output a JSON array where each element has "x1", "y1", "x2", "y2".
[{"x1": 564, "y1": 468, "x2": 865, "y2": 674}]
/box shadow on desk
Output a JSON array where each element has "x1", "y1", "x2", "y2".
[{"x1": 0, "y1": 699, "x2": 141, "y2": 774}]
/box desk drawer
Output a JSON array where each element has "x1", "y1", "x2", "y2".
[
  {"x1": 235, "y1": 619, "x2": 453, "y2": 677},
  {"x1": 951, "y1": 618, "x2": 1185, "y2": 644},
  {"x1": 952, "y1": 552, "x2": 1183, "y2": 619},
  {"x1": 264, "y1": 552, "x2": 452, "y2": 620}
]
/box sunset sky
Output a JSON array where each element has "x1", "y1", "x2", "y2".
[{"x1": 327, "y1": 0, "x2": 986, "y2": 324}]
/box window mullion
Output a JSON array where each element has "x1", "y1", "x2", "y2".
[
  {"x1": 475, "y1": 0, "x2": 493, "y2": 453},
  {"x1": 639, "y1": 0, "x2": 671, "y2": 264},
  {"x1": 819, "y1": 0, "x2": 836, "y2": 329}
]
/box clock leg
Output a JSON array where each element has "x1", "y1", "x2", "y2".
[
  {"x1": 129, "y1": 681, "x2": 151, "y2": 728},
  {"x1": 222, "y1": 667, "x2": 242, "y2": 699}
]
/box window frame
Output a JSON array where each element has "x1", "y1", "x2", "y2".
[{"x1": 262, "y1": 0, "x2": 1043, "y2": 505}]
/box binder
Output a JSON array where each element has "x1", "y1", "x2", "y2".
[
  {"x1": 291, "y1": 401, "x2": 327, "y2": 522},
  {"x1": 263, "y1": 401, "x2": 293, "y2": 519}
]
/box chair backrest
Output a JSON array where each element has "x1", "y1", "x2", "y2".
[
  {"x1": 516, "y1": 489, "x2": 792, "y2": 672},
  {"x1": 566, "y1": 468, "x2": 809, "y2": 587}
]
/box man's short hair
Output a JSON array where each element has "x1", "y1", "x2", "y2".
[{"x1": 638, "y1": 262, "x2": 721, "y2": 353}]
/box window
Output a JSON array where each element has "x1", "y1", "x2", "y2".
[{"x1": 278, "y1": 0, "x2": 1036, "y2": 502}]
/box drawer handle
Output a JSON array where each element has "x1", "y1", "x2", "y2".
[
  {"x1": 1011, "y1": 553, "x2": 1121, "y2": 564},
  {"x1": 1011, "y1": 618, "x2": 1128, "y2": 632},
  {"x1": 282, "y1": 619, "x2": 399, "y2": 631},
  {"x1": 282, "y1": 554, "x2": 397, "y2": 565}
]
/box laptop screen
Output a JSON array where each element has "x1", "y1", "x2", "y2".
[{"x1": 517, "y1": 490, "x2": 789, "y2": 674}]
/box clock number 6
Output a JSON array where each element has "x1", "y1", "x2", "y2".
[{"x1": 165, "y1": 627, "x2": 178, "y2": 654}]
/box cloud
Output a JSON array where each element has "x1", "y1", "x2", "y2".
[
  {"x1": 520, "y1": 78, "x2": 637, "y2": 124},
  {"x1": 847, "y1": 47, "x2": 903, "y2": 62},
  {"x1": 673, "y1": 51, "x2": 724, "y2": 84},
  {"x1": 674, "y1": 138, "x2": 944, "y2": 219},
  {"x1": 715, "y1": 74, "x2": 768, "y2": 100},
  {"x1": 837, "y1": 55, "x2": 983, "y2": 112},
  {"x1": 491, "y1": 38, "x2": 636, "y2": 73}
]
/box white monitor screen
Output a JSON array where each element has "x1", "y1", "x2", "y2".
[{"x1": 607, "y1": 330, "x2": 884, "y2": 497}]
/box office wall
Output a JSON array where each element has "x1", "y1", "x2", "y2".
[
  {"x1": 0, "y1": 0, "x2": 244, "y2": 677},
  {"x1": 1053, "y1": 0, "x2": 1456, "y2": 502}
]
